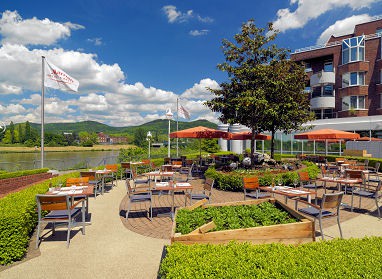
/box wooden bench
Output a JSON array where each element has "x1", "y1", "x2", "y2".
[{"x1": 343, "y1": 149, "x2": 372, "y2": 157}]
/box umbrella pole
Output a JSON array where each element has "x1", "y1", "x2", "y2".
[
  {"x1": 325, "y1": 139, "x2": 328, "y2": 156},
  {"x1": 339, "y1": 140, "x2": 342, "y2": 155}
]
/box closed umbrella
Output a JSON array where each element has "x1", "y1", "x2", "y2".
[{"x1": 228, "y1": 131, "x2": 271, "y2": 141}]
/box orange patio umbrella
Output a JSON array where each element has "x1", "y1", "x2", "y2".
[
  {"x1": 357, "y1": 136, "x2": 382, "y2": 141},
  {"x1": 294, "y1": 128, "x2": 360, "y2": 155},
  {"x1": 170, "y1": 126, "x2": 229, "y2": 157},
  {"x1": 294, "y1": 129, "x2": 360, "y2": 140},
  {"x1": 228, "y1": 131, "x2": 271, "y2": 141}
]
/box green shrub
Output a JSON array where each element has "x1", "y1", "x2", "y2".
[
  {"x1": 0, "y1": 172, "x2": 78, "y2": 265},
  {"x1": 159, "y1": 237, "x2": 382, "y2": 278},
  {"x1": 176, "y1": 202, "x2": 297, "y2": 235},
  {"x1": 0, "y1": 168, "x2": 49, "y2": 180},
  {"x1": 204, "y1": 162, "x2": 320, "y2": 192}
]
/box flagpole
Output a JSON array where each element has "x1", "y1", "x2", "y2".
[
  {"x1": 41, "y1": 56, "x2": 45, "y2": 168},
  {"x1": 176, "y1": 97, "x2": 179, "y2": 157}
]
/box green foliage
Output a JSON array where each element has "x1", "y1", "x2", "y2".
[
  {"x1": 159, "y1": 237, "x2": 382, "y2": 278},
  {"x1": 204, "y1": 162, "x2": 319, "y2": 192},
  {"x1": 0, "y1": 172, "x2": 79, "y2": 265},
  {"x1": 118, "y1": 147, "x2": 146, "y2": 162},
  {"x1": 133, "y1": 128, "x2": 147, "y2": 147},
  {"x1": 176, "y1": 202, "x2": 297, "y2": 235},
  {"x1": 201, "y1": 138, "x2": 220, "y2": 153},
  {"x1": 0, "y1": 168, "x2": 49, "y2": 180}
]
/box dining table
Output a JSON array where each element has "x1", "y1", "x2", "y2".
[
  {"x1": 46, "y1": 185, "x2": 94, "y2": 221},
  {"x1": 144, "y1": 170, "x2": 175, "y2": 183},
  {"x1": 154, "y1": 181, "x2": 193, "y2": 221},
  {"x1": 259, "y1": 186, "x2": 316, "y2": 205},
  {"x1": 95, "y1": 169, "x2": 112, "y2": 194},
  {"x1": 318, "y1": 176, "x2": 363, "y2": 193}
]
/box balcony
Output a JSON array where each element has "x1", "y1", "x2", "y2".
[
  {"x1": 310, "y1": 96, "x2": 335, "y2": 109},
  {"x1": 310, "y1": 71, "x2": 335, "y2": 87}
]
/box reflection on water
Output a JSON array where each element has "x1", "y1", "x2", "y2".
[{"x1": 0, "y1": 150, "x2": 119, "y2": 171}]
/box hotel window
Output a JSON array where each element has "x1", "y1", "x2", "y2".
[
  {"x1": 304, "y1": 62, "x2": 312, "y2": 72},
  {"x1": 342, "y1": 72, "x2": 365, "y2": 87},
  {"x1": 323, "y1": 85, "x2": 334, "y2": 96},
  {"x1": 342, "y1": 36, "x2": 365, "y2": 64},
  {"x1": 342, "y1": 96, "x2": 365, "y2": 110},
  {"x1": 324, "y1": 61, "x2": 333, "y2": 72}
]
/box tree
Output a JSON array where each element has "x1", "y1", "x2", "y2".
[
  {"x1": 133, "y1": 128, "x2": 147, "y2": 147},
  {"x1": 25, "y1": 121, "x2": 31, "y2": 142},
  {"x1": 18, "y1": 124, "x2": 24, "y2": 143},
  {"x1": 9, "y1": 121, "x2": 15, "y2": 144},
  {"x1": 260, "y1": 60, "x2": 315, "y2": 158},
  {"x1": 205, "y1": 20, "x2": 313, "y2": 160}
]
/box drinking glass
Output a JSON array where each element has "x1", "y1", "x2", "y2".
[
  {"x1": 293, "y1": 178, "x2": 299, "y2": 188},
  {"x1": 277, "y1": 177, "x2": 283, "y2": 187}
]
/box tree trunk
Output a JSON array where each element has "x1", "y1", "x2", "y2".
[
  {"x1": 270, "y1": 130, "x2": 276, "y2": 159},
  {"x1": 250, "y1": 127, "x2": 257, "y2": 167}
]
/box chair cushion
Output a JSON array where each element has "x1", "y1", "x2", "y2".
[
  {"x1": 299, "y1": 207, "x2": 334, "y2": 218},
  {"x1": 190, "y1": 193, "x2": 209, "y2": 200},
  {"x1": 353, "y1": 190, "x2": 375, "y2": 198},
  {"x1": 246, "y1": 192, "x2": 271, "y2": 199},
  {"x1": 43, "y1": 208, "x2": 81, "y2": 219},
  {"x1": 303, "y1": 183, "x2": 318, "y2": 189},
  {"x1": 135, "y1": 179, "x2": 149, "y2": 184},
  {"x1": 131, "y1": 194, "x2": 151, "y2": 202}
]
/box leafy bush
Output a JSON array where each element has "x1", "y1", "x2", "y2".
[
  {"x1": 176, "y1": 202, "x2": 297, "y2": 235},
  {"x1": 0, "y1": 168, "x2": 49, "y2": 180},
  {"x1": 159, "y1": 237, "x2": 382, "y2": 278},
  {"x1": 204, "y1": 162, "x2": 320, "y2": 192},
  {"x1": 0, "y1": 172, "x2": 78, "y2": 265}
]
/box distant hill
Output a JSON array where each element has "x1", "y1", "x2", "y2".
[{"x1": 29, "y1": 119, "x2": 217, "y2": 135}]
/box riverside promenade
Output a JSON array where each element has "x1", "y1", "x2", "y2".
[{"x1": 1, "y1": 178, "x2": 382, "y2": 278}]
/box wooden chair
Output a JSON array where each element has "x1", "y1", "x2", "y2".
[
  {"x1": 80, "y1": 172, "x2": 101, "y2": 198},
  {"x1": 35, "y1": 194, "x2": 86, "y2": 248},
  {"x1": 161, "y1": 165, "x2": 173, "y2": 172},
  {"x1": 298, "y1": 171, "x2": 321, "y2": 191},
  {"x1": 344, "y1": 170, "x2": 365, "y2": 193},
  {"x1": 185, "y1": 178, "x2": 214, "y2": 205},
  {"x1": 243, "y1": 177, "x2": 270, "y2": 200},
  {"x1": 351, "y1": 179, "x2": 382, "y2": 218},
  {"x1": 104, "y1": 164, "x2": 118, "y2": 187},
  {"x1": 66, "y1": 177, "x2": 89, "y2": 187},
  {"x1": 131, "y1": 168, "x2": 150, "y2": 187},
  {"x1": 297, "y1": 192, "x2": 344, "y2": 240},
  {"x1": 125, "y1": 180, "x2": 152, "y2": 221},
  {"x1": 120, "y1": 162, "x2": 133, "y2": 180}
]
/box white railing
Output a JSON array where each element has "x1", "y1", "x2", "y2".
[{"x1": 293, "y1": 19, "x2": 382, "y2": 54}]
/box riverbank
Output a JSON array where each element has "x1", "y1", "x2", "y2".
[{"x1": 0, "y1": 144, "x2": 135, "y2": 153}]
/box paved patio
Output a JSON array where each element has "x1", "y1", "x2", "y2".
[
  {"x1": 1, "y1": 177, "x2": 382, "y2": 278},
  {"x1": 121, "y1": 178, "x2": 382, "y2": 240}
]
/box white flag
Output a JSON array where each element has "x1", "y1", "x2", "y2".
[
  {"x1": 178, "y1": 104, "x2": 190, "y2": 119},
  {"x1": 44, "y1": 60, "x2": 79, "y2": 92}
]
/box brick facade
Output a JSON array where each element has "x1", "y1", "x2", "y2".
[{"x1": 291, "y1": 18, "x2": 382, "y2": 119}]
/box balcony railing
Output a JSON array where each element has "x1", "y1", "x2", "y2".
[{"x1": 310, "y1": 71, "x2": 335, "y2": 87}]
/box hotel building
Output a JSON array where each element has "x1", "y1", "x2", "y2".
[{"x1": 218, "y1": 16, "x2": 382, "y2": 155}]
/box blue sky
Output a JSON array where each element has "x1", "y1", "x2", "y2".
[{"x1": 0, "y1": 0, "x2": 382, "y2": 127}]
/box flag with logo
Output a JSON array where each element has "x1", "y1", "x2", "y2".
[
  {"x1": 44, "y1": 60, "x2": 79, "y2": 92},
  {"x1": 178, "y1": 104, "x2": 190, "y2": 119}
]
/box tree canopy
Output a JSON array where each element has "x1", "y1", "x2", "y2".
[{"x1": 205, "y1": 20, "x2": 314, "y2": 159}]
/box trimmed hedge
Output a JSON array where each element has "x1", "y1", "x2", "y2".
[
  {"x1": 204, "y1": 162, "x2": 320, "y2": 192},
  {"x1": 0, "y1": 168, "x2": 50, "y2": 180},
  {"x1": 159, "y1": 237, "x2": 382, "y2": 278},
  {"x1": 0, "y1": 171, "x2": 79, "y2": 265}
]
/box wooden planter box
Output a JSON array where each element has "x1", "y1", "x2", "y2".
[{"x1": 171, "y1": 198, "x2": 315, "y2": 245}]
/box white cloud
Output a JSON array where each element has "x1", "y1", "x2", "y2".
[
  {"x1": 0, "y1": 44, "x2": 125, "y2": 93},
  {"x1": 162, "y1": 5, "x2": 213, "y2": 24},
  {"x1": 0, "y1": 103, "x2": 26, "y2": 114},
  {"x1": 189, "y1": 29, "x2": 209, "y2": 36},
  {"x1": 162, "y1": 5, "x2": 193, "y2": 23},
  {"x1": 0, "y1": 12, "x2": 220, "y2": 126},
  {"x1": 0, "y1": 83, "x2": 22, "y2": 94},
  {"x1": 273, "y1": 0, "x2": 380, "y2": 32},
  {"x1": 87, "y1": 37, "x2": 103, "y2": 46},
  {"x1": 0, "y1": 10, "x2": 84, "y2": 45},
  {"x1": 316, "y1": 14, "x2": 372, "y2": 44},
  {"x1": 181, "y1": 78, "x2": 220, "y2": 100}
]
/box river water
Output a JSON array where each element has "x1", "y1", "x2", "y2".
[{"x1": 0, "y1": 150, "x2": 119, "y2": 171}]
